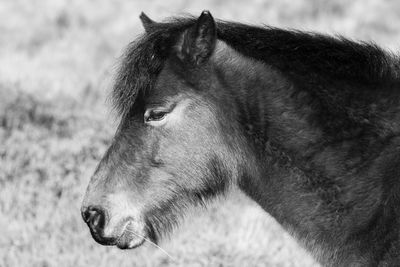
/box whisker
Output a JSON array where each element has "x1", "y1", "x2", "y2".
[{"x1": 124, "y1": 229, "x2": 175, "y2": 261}]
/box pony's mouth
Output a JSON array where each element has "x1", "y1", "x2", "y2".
[
  {"x1": 115, "y1": 221, "x2": 146, "y2": 249},
  {"x1": 88, "y1": 219, "x2": 146, "y2": 249}
]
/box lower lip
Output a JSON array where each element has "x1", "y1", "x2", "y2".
[
  {"x1": 116, "y1": 235, "x2": 145, "y2": 249},
  {"x1": 127, "y1": 238, "x2": 145, "y2": 249}
]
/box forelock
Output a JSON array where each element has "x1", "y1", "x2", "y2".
[{"x1": 111, "y1": 17, "x2": 196, "y2": 118}]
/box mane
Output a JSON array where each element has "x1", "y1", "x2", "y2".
[{"x1": 112, "y1": 16, "x2": 400, "y2": 118}]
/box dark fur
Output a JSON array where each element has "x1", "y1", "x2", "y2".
[
  {"x1": 108, "y1": 15, "x2": 400, "y2": 266},
  {"x1": 143, "y1": 155, "x2": 230, "y2": 244}
]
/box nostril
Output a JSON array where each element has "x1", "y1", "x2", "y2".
[
  {"x1": 90, "y1": 210, "x2": 101, "y2": 228},
  {"x1": 82, "y1": 206, "x2": 106, "y2": 232}
]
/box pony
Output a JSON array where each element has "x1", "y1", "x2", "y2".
[{"x1": 81, "y1": 11, "x2": 400, "y2": 266}]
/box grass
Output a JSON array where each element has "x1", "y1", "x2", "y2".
[{"x1": 1, "y1": 0, "x2": 400, "y2": 266}]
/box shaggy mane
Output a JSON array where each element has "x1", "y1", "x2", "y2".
[{"x1": 112, "y1": 16, "x2": 400, "y2": 118}]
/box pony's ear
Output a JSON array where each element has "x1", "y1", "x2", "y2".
[
  {"x1": 140, "y1": 12, "x2": 156, "y2": 32},
  {"x1": 177, "y1": 10, "x2": 217, "y2": 65}
]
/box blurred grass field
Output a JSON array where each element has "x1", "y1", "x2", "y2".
[{"x1": 1, "y1": 0, "x2": 400, "y2": 266}]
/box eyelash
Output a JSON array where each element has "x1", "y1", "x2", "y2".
[{"x1": 145, "y1": 111, "x2": 167, "y2": 122}]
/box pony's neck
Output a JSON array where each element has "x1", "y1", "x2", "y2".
[
  {"x1": 213, "y1": 40, "x2": 301, "y2": 214},
  {"x1": 213, "y1": 40, "x2": 335, "y2": 263}
]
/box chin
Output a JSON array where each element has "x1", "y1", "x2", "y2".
[
  {"x1": 115, "y1": 220, "x2": 148, "y2": 249},
  {"x1": 116, "y1": 235, "x2": 145, "y2": 249}
]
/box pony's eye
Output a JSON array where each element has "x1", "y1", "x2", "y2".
[{"x1": 145, "y1": 111, "x2": 167, "y2": 122}]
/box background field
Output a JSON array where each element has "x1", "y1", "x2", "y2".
[{"x1": 1, "y1": 0, "x2": 400, "y2": 266}]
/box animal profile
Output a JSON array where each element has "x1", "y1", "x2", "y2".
[{"x1": 82, "y1": 11, "x2": 400, "y2": 266}]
